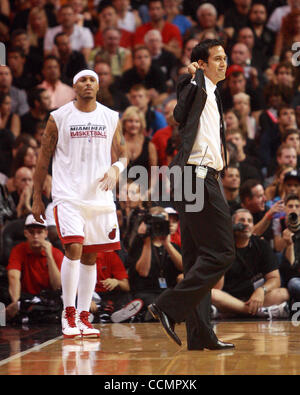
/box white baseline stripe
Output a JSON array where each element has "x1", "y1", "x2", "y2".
[{"x1": 0, "y1": 335, "x2": 62, "y2": 368}]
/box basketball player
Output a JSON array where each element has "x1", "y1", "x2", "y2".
[{"x1": 32, "y1": 69, "x2": 128, "y2": 339}]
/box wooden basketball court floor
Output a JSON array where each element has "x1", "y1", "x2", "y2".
[{"x1": 0, "y1": 320, "x2": 300, "y2": 375}]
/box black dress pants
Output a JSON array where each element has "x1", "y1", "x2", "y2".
[{"x1": 156, "y1": 168, "x2": 235, "y2": 349}]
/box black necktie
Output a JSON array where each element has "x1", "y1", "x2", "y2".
[{"x1": 214, "y1": 88, "x2": 228, "y2": 169}]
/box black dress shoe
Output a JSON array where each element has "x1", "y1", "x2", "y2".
[
  {"x1": 188, "y1": 339, "x2": 235, "y2": 351},
  {"x1": 148, "y1": 304, "x2": 182, "y2": 346},
  {"x1": 204, "y1": 340, "x2": 235, "y2": 350}
]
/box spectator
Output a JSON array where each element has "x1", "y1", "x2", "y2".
[
  {"x1": 175, "y1": 37, "x2": 199, "y2": 69},
  {"x1": 120, "y1": 180, "x2": 148, "y2": 250},
  {"x1": 10, "y1": 29, "x2": 43, "y2": 79},
  {"x1": 273, "y1": 10, "x2": 300, "y2": 61},
  {"x1": 226, "y1": 129, "x2": 263, "y2": 183},
  {"x1": 112, "y1": 0, "x2": 142, "y2": 33},
  {"x1": 20, "y1": 88, "x2": 51, "y2": 137},
  {"x1": 237, "y1": 26, "x2": 268, "y2": 72},
  {"x1": 121, "y1": 105, "x2": 158, "y2": 184},
  {"x1": 152, "y1": 99, "x2": 178, "y2": 166},
  {"x1": 259, "y1": 105, "x2": 297, "y2": 169},
  {"x1": 282, "y1": 129, "x2": 300, "y2": 165},
  {"x1": 273, "y1": 144, "x2": 298, "y2": 177},
  {"x1": 94, "y1": 61, "x2": 130, "y2": 112},
  {"x1": 11, "y1": 134, "x2": 38, "y2": 162},
  {"x1": 0, "y1": 121, "x2": 15, "y2": 178},
  {"x1": 7, "y1": 46, "x2": 38, "y2": 92},
  {"x1": 27, "y1": 7, "x2": 50, "y2": 56},
  {"x1": 274, "y1": 62, "x2": 299, "y2": 107},
  {"x1": 279, "y1": 194, "x2": 300, "y2": 303},
  {"x1": 11, "y1": 143, "x2": 37, "y2": 176},
  {"x1": 223, "y1": 0, "x2": 252, "y2": 39},
  {"x1": 233, "y1": 92, "x2": 257, "y2": 139},
  {"x1": 0, "y1": 65, "x2": 29, "y2": 116},
  {"x1": 248, "y1": 2, "x2": 275, "y2": 60},
  {"x1": 38, "y1": 56, "x2": 75, "y2": 110},
  {"x1": 68, "y1": 0, "x2": 96, "y2": 33},
  {"x1": 0, "y1": 92, "x2": 21, "y2": 138},
  {"x1": 133, "y1": 0, "x2": 182, "y2": 58},
  {"x1": 11, "y1": 0, "x2": 57, "y2": 32},
  {"x1": 211, "y1": 208, "x2": 290, "y2": 319},
  {"x1": 273, "y1": 190, "x2": 300, "y2": 253},
  {"x1": 5, "y1": 214, "x2": 63, "y2": 321},
  {"x1": 266, "y1": 1, "x2": 292, "y2": 34},
  {"x1": 224, "y1": 108, "x2": 257, "y2": 158},
  {"x1": 10, "y1": 166, "x2": 49, "y2": 219},
  {"x1": 220, "y1": 67, "x2": 265, "y2": 113},
  {"x1": 240, "y1": 178, "x2": 284, "y2": 242},
  {"x1": 144, "y1": 29, "x2": 177, "y2": 87},
  {"x1": 120, "y1": 46, "x2": 168, "y2": 105},
  {"x1": 222, "y1": 165, "x2": 242, "y2": 215},
  {"x1": 128, "y1": 84, "x2": 167, "y2": 135},
  {"x1": 258, "y1": 83, "x2": 285, "y2": 141},
  {"x1": 229, "y1": 42, "x2": 261, "y2": 88},
  {"x1": 10, "y1": 143, "x2": 52, "y2": 200},
  {"x1": 188, "y1": 3, "x2": 227, "y2": 44},
  {"x1": 91, "y1": 251, "x2": 143, "y2": 323},
  {"x1": 44, "y1": 4, "x2": 94, "y2": 63},
  {"x1": 0, "y1": 181, "x2": 16, "y2": 230},
  {"x1": 165, "y1": 206, "x2": 181, "y2": 247},
  {"x1": 54, "y1": 32, "x2": 88, "y2": 87},
  {"x1": 91, "y1": 27, "x2": 132, "y2": 81},
  {"x1": 127, "y1": 206, "x2": 182, "y2": 321},
  {"x1": 94, "y1": 4, "x2": 133, "y2": 49},
  {"x1": 265, "y1": 165, "x2": 295, "y2": 201},
  {"x1": 163, "y1": 0, "x2": 192, "y2": 37}
]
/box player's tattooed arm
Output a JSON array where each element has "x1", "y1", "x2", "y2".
[
  {"x1": 33, "y1": 115, "x2": 58, "y2": 199},
  {"x1": 111, "y1": 120, "x2": 128, "y2": 170}
]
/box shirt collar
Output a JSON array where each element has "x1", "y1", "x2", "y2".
[{"x1": 204, "y1": 75, "x2": 217, "y2": 94}]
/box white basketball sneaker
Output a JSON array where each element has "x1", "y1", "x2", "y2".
[
  {"x1": 62, "y1": 307, "x2": 81, "y2": 339},
  {"x1": 78, "y1": 311, "x2": 100, "y2": 338}
]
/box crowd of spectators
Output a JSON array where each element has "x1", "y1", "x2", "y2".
[{"x1": 1, "y1": 0, "x2": 300, "y2": 324}]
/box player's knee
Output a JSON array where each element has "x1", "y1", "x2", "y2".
[
  {"x1": 64, "y1": 243, "x2": 83, "y2": 260},
  {"x1": 81, "y1": 252, "x2": 97, "y2": 266}
]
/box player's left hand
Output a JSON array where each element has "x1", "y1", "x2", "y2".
[{"x1": 99, "y1": 166, "x2": 118, "y2": 191}]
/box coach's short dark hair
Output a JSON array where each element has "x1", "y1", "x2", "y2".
[{"x1": 191, "y1": 39, "x2": 224, "y2": 63}]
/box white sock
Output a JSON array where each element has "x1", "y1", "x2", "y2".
[
  {"x1": 77, "y1": 263, "x2": 97, "y2": 313},
  {"x1": 61, "y1": 257, "x2": 80, "y2": 309}
]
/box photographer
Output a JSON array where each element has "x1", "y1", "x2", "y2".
[
  {"x1": 273, "y1": 192, "x2": 300, "y2": 253},
  {"x1": 278, "y1": 195, "x2": 300, "y2": 303},
  {"x1": 211, "y1": 208, "x2": 290, "y2": 319},
  {"x1": 127, "y1": 206, "x2": 182, "y2": 321}
]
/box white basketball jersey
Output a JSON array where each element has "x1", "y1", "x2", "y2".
[{"x1": 51, "y1": 101, "x2": 119, "y2": 212}]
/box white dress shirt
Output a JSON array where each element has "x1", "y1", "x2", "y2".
[{"x1": 187, "y1": 75, "x2": 223, "y2": 171}]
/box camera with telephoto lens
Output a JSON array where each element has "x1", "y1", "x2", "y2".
[
  {"x1": 125, "y1": 208, "x2": 170, "y2": 250},
  {"x1": 287, "y1": 212, "x2": 300, "y2": 233},
  {"x1": 232, "y1": 222, "x2": 247, "y2": 232},
  {"x1": 140, "y1": 212, "x2": 170, "y2": 238},
  {"x1": 287, "y1": 212, "x2": 300, "y2": 269}
]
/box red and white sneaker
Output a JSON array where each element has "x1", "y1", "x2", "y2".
[
  {"x1": 62, "y1": 307, "x2": 81, "y2": 339},
  {"x1": 78, "y1": 311, "x2": 100, "y2": 338}
]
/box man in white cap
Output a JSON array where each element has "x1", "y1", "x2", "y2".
[
  {"x1": 32, "y1": 69, "x2": 128, "y2": 339},
  {"x1": 6, "y1": 214, "x2": 63, "y2": 321}
]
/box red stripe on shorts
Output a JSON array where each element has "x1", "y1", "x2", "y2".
[
  {"x1": 82, "y1": 242, "x2": 121, "y2": 253},
  {"x1": 53, "y1": 206, "x2": 84, "y2": 245}
]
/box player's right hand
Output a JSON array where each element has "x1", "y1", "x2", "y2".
[{"x1": 32, "y1": 198, "x2": 46, "y2": 223}]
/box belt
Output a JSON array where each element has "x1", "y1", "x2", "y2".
[{"x1": 189, "y1": 164, "x2": 221, "y2": 180}]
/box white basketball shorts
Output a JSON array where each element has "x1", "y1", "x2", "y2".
[{"x1": 53, "y1": 201, "x2": 120, "y2": 253}]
